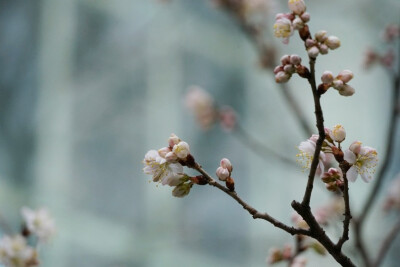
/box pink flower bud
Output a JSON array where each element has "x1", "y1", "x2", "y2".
[
  {"x1": 349, "y1": 141, "x2": 362, "y2": 154},
  {"x1": 337, "y1": 70, "x2": 354, "y2": 83},
  {"x1": 305, "y1": 38, "x2": 316, "y2": 48},
  {"x1": 274, "y1": 65, "x2": 284, "y2": 74},
  {"x1": 319, "y1": 44, "x2": 329, "y2": 55},
  {"x1": 307, "y1": 46, "x2": 320, "y2": 58},
  {"x1": 321, "y1": 71, "x2": 334, "y2": 84},
  {"x1": 288, "y1": 0, "x2": 306, "y2": 15},
  {"x1": 280, "y1": 55, "x2": 291, "y2": 65},
  {"x1": 290, "y1": 54, "x2": 302, "y2": 65},
  {"x1": 220, "y1": 158, "x2": 232, "y2": 172},
  {"x1": 216, "y1": 166, "x2": 230, "y2": 181},
  {"x1": 300, "y1": 12, "x2": 310, "y2": 22},
  {"x1": 325, "y1": 36, "x2": 341, "y2": 50},
  {"x1": 283, "y1": 64, "x2": 295, "y2": 74},
  {"x1": 275, "y1": 71, "x2": 291, "y2": 83},
  {"x1": 338, "y1": 84, "x2": 355, "y2": 96},
  {"x1": 332, "y1": 79, "x2": 344, "y2": 90}
]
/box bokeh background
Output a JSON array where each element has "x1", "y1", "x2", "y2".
[{"x1": 0, "y1": 0, "x2": 399, "y2": 266}]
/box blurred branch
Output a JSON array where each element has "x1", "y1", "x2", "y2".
[{"x1": 372, "y1": 216, "x2": 400, "y2": 267}]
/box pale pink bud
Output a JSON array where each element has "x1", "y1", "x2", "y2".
[
  {"x1": 319, "y1": 44, "x2": 329, "y2": 54},
  {"x1": 337, "y1": 70, "x2": 354, "y2": 83},
  {"x1": 349, "y1": 141, "x2": 362, "y2": 154},
  {"x1": 300, "y1": 12, "x2": 310, "y2": 22},
  {"x1": 305, "y1": 39, "x2": 316, "y2": 48},
  {"x1": 288, "y1": 0, "x2": 306, "y2": 15},
  {"x1": 332, "y1": 79, "x2": 344, "y2": 90},
  {"x1": 219, "y1": 106, "x2": 236, "y2": 131},
  {"x1": 168, "y1": 133, "x2": 181, "y2": 148},
  {"x1": 292, "y1": 17, "x2": 304, "y2": 30},
  {"x1": 220, "y1": 158, "x2": 232, "y2": 172},
  {"x1": 339, "y1": 84, "x2": 355, "y2": 96},
  {"x1": 165, "y1": 151, "x2": 178, "y2": 162},
  {"x1": 321, "y1": 71, "x2": 334, "y2": 84},
  {"x1": 275, "y1": 71, "x2": 291, "y2": 83},
  {"x1": 274, "y1": 65, "x2": 284, "y2": 74},
  {"x1": 325, "y1": 36, "x2": 341, "y2": 50},
  {"x1": 267, "y1": 248, "x2": 283, "y2": 264},
  {"x1": 284, "y1": 64, "x2": 295, "y2": 74},
  {"x1": 280, "y1": 55, "x2": 291, "y2": 65},
  {"x1": 173, "y1": 141, "x2": 190, "y2": 159},
  {"x1": 158, "y1": 147, "x2": 171, "y2": 158},
  {"x1": 290, "y1": 54, "x2": 302, "y2": 65},
  {"x1": 282, "y1": 244, "x2": 292, "y2": 260},
  {"x1": 307, "y1": 46, "x2": 320, "y2": 58},
  {"x1": 315, "y1": 30, "x2": 327, "y2": 42},
  {"x1": 216, "y1": 166, "x2": 230, "y2": 181},
  {"x1": 330, "y1": 124, "x2": 346, "y2": 142}
]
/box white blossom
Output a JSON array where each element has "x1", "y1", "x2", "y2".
[
  {"x1": 143, "y1": 150, "x2": 184, "y2": 185},
  {"x1": 274, "y1": 17, "x2": 293, "y2": 44},
  {"x1": 288, "y1": 0, "x2": 306, "y2": 15},
  {"x1": 330, "y1": 124, "x2": 346, "y2": 142},
  {"x1": 296, "y1": 136, "x2": 326, "y2": 174},
  {"x1": 0, "y1": 235, "x2": 37, "y2": 267},
  {"x1": 344, "y1": 145, "x2": 378, "y2": 182},
  {"x1": 21, "y1": 207, "x2": 55, "y2": 242},
  {"x1": 172, "y1": 141, "x2": 190, "y2": 159}
]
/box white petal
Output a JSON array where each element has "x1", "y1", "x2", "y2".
[
  {"x1": 360, "y1": 172, "x2": 372, "y2": 183},
  {"x1": 343, "y1": 150, "x2": 356, "y2": 164},
  {"x1": 346, "y1": 166, "x2": 358, "y2": 182}
]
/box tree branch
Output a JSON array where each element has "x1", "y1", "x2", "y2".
[
  {"x1": 336, "y1": 172, "x2": 352, "y2": 249},
  {"x1": 192, "y1": 163, "x2": 309, "y2": 236}
]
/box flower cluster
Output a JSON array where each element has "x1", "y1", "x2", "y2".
[
  {"x1": 305, "y1": 31, "x2": 341, "y2": 58},
  {"x1": 143, "y1": 134, "x2": 194, "y2": 197},
  {"x1": 321, "y1": 168, "x2": 344, "y2": 192},
  {"x1": 0, "y1": 207, "x2": 55, "y2": 267},
  {"x1": 274, "y1": 54, "x2": 309, "y2": 83},
  {"x1": 297, "y1": 125, "x2": 378, "y2": 184},
  {"x1": 273, "y1": 0, "x2": 310, "y2": 44},
  {"x1": 185, "y1": 86, "x2": 237, "y2": 131},
  {"x1": 216, "y1": 158, "x2": 235, "y2": 191},
  {"x1": 319, "y1": 70, "x2": 355, "y2": 96}
]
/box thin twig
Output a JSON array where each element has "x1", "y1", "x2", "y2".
[
  {"x1": 336, "y1": 173, "x2": 352, "y2": 249},
  {"x1": 192, "y1": 163, "x2": 309, "y2": 236},
  {"x1": 373, "y1": 216, "x2": 400, "y2": 267}
]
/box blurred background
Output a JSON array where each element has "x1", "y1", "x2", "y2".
[{"x1": 0, "y1": 0, "x2": 399, "y2": 266}]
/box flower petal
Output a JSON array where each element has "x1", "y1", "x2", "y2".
[
  {"x1": 344, "y1": 150, "x2": 356, "y2": 164},
  {"x1": 346, "y1": 166, "x2": 358, "y2": 182},
  {"x1": 360, "y1": 172, "x2": 372, "y2": 183}
]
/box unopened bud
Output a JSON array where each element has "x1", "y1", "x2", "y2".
[
  {"x1": 337, "y1": 70, "x2": 354, "y2": 83},
  {"x1": 216, "y1": 166, "x2": 230, "y2": 181},
  {"x1": 330, "y1": 124, "x2": 346, "y2": 142},
  {"x1": 349, "y1": 141, "x2": 362, "y2": 154},
  {"x1": 290, "y1": 54, "x2": 302, "y2": 65},
  {"x1": 292, "y1": 17, "x2": 304, "y2": 30},
  {"x1": 321, "y1": 71, "x2": 334, "y2": 84},
  {"x1": 339, "y1": 84, "x2": 355, "y2": 96},
  {"x1": 319, "y1": 44, "x2": 329, "y2": 55},
  {"x1": 325, "y1": 36, "x2": 341, "y2": 50},
  {"x1": 288, "y1": 0, "x2": 306, "y2": 15},
  {"x1": 275, "y1": 71, "x2": 291, "y2": 83},
  {"x1": 172, "y1": 183, "x2": 192, "y2": 198},
  {"x1": 332, "y1": 79, "x2": 344, "y2": 90},
  {"x1": 315, "y1": 30, "x2": 327, "y2": 42},
  {"x1": 158, "y1": 147, "x2": 171, "y2": 158},
  {"x1": 284, "y1": 64, "x2": 295, "y2": 74},
  {"x1": 165, "y1": 151, "x2": 178, "y2": 162},
  {"x1": 173, "y1": 141, "x2": 190, "y2": 159},
  {"x1": 168, "y1": 133, "x2": 181, "y2": 148},
  {"x1": 280, "y1": 54, "x2": 291, "y2": 65},
  {"x1": 307, "y1": 46, "x2": 320, "y2": 58},
  {"x1": 220, "y1": 158, "x2": 233, "y2": 172},
  {"x1": 305, "y1": 38, "x2": 316, "y2": 48},
  {"x1": 274, "y1": 65, "x2": 284, "y2": 74},
  {"x1": 300, "y1": 12, "x2": 310, "y2": 22}
]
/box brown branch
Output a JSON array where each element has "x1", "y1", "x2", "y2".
[
  {"x1": 192, "y1": 163, "x2": 309, "y2": 236},
  {"x1": 336, "y1": 172, "x2": 352, "y2": 250},
  {"x1": 373, "y1": 216, "x2": 400, "y2": 267},
  {"x1": 301, "y1": 57, "x2": 325, "y2": 207}
]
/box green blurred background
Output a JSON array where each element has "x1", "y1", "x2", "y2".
[{"x1": 0, "y1": 0, "x2": 399, "y2": 266}]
